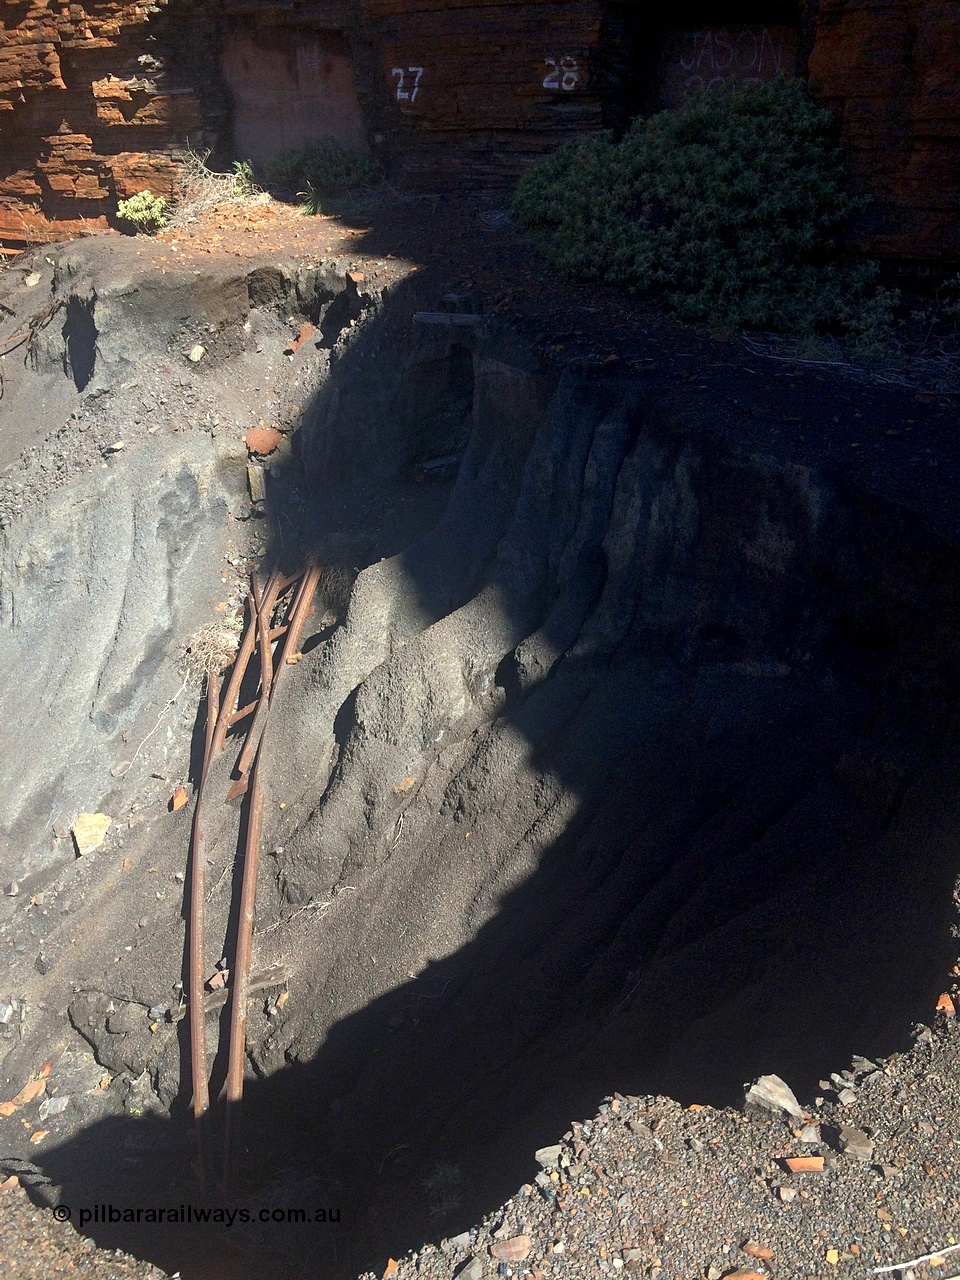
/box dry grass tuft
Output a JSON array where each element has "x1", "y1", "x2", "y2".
[
  {"x1": 316, "y1": 565, "x2": 354, "y2": 617},
  {"x1": 168, "y1": 149, "x2": 265, "y2": 229},
  {"x1": 176, "y1": 613, "x2": 244, "y2": 684}
]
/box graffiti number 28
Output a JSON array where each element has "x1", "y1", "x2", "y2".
[
  {"x1": 392, "y1": 66, "x2": 423, "y2": 102},
  {"x1": 543, "y1": 57, "x2": 579, "y2": 91}
]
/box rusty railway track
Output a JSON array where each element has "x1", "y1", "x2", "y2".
[{"x1": 186, "y1": 561, "x2": 321, "y2": 1190}]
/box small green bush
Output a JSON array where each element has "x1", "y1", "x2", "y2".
[
  {"x1": 116, "y1": 189, "x2": 168, "y2": 233},
  {"x1": 231, "y1": 158, "x2": 260, "y2": 197},
  {"x1": 263, "y1": 138, "x2": 379, "y2": 214},
  {"x1": 512, "y1": 79, "x2": 890, "y2": 339}
]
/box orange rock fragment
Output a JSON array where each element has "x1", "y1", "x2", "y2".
[
  {"x1": 29, "y1": 1130, "x2": 48, "y2": 1144},
  {"x1": 936, "y1": 992, "x2": 957, "y2": 1018},
  {"x1": 0, "y1": 1175, "x2": 19, "y2": 1189},
  {"x1": 8, "y1": 1078, "x2": 47, "y2": 1108},
  {"x1": 784, "y1": 1155, "x2": 825, "y2": 1172},
  {"x1": 170, "y1": 785, "x2": 188, "y2": 812},
  {"x1": 726, "y1": 1271, "x2": 765, "y2": 1280},
  {"x1": 382, "y1": 1260, "x2": 398, "y2": 1279},
  {"x1": 392, "y1": 776, "x2": 416, "y2": 795},
  {"x1": 284, "y1": 322, "x2": 316, "y2": 356},
  {"x1": 246, "y1": 426, "x2": 283, "y2": 456}
]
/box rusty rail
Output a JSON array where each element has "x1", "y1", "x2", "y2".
[
  {"x1": 184, "y1": 561, "x2": 320, "y2": 1192},
  {"x1": 223, "y1": 726, "x2": 268, "y2": 1185},
  {"x1": 187, "y1": 668, "x2": 220, "y2": 1181}
]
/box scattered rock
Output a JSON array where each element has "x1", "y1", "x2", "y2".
[
  {"x1": 72, "y1": 812, "x2": 111, "y2": 855},
  {"x1": 744, "y1": 1074, "x2": 804, "y2": 1122},
  {"x1": 456, "y1": 1259, "x2": 484, "y2": 1280},
  {"x1": 627, "y1": 1119, "x2": 653, "y2": 1138},
  {"x1": 110, "y1": 761, "x2": 131, "y2": 778},
  {"x1": 24, "y1": 273, "x2": 41, "y2": 287},
  {"x1": 490, "y1": 1236, "x2": 531, "y2": 1262},
  {"x1": 535, "y1": 1144, "x2": 563, "y2": 1169},
  {"x1": 777, "y1": 1186, "x2": 798, "y2": 1202},
  {"x1": 169, "y1": 785, "x2": 188, "y2": 812},
  {"x1": 798, "y1": 1123, "x2": 820, "y2": 1143},
  {"x1": 103, "y1": 441, "x2": 125, "y2": 455},
  {"x1": 936, "y1": 993, "x2": 957, "y2": 1018},
  {"x1": 838, "y1": 1087, "x2": 858, "y2": 1106},
  {"x1": 838, "y1": 1125, "x2": 874, "y2": 1161},
  {"x1": 187, "y1": 344, "x2": 206, "y2": 363}
]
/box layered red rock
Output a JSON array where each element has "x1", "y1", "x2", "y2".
[{"x1": 808, "y1": 0, "x2": 960, "y2": 263}]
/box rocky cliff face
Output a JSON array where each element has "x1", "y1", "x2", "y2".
[
  {"x1": 809, "y1": 0, "x2": 960, "y2": 264},
  {"x1": 0, "y1": 3, "x2": 957, "y2": 277},
  {"x1": 0, "y1": 0, "x2": 217, "y2": 245}
]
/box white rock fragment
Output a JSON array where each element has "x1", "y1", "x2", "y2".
[
  {"x1": 744, "y1": 1073, "x2": 804, "y2": 1122},
  {"x1": 187, "y1": 344, "x2": 206, "y2": 363},
  {"x1": 38, "y1": 1095, "x2": 69, "y2": 1121}
]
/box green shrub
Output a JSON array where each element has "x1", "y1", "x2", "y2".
[
  {"x1": 231, "y1": 158, "x2": 260, "y2": 197},
  {"x1": 512, "y1": 79, "x2": 890, "y2": 339},
  {"x1": 263, "y1": 138, "x2": 379, "y2": 213},
  {"x1": 116, "y1": 189, "x2": 168, "y2": 233}
]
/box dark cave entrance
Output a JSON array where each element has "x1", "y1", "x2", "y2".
[{"x1": 597, "y1": 0, "x2": 807, "y2": 134}]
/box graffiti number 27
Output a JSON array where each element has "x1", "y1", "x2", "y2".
[
  {"x1": 392, "y1": 66, "x2": 423, "y2": 102},
  {"x1": 543, "y1": 57, "x2": 579, "y2": 91}
]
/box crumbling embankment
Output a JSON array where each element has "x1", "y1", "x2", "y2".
[{"x1": 0, "y1": 239, "x2": 956, "y2": 1280}]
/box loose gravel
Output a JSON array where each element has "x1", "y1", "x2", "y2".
[{"x1": 366, "y1": 1013, "x2": 960, "y2": 1280}]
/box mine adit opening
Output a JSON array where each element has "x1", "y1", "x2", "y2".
[
  {"x1": 4, "y1": 262, "x2": 959, "y2": 1280},
  {"x1": 598, "y1": 0, "x2": 809, "y2": 132},
  {"x1": 221, "y1": 21, "x2": 368, "y2": 169}
]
